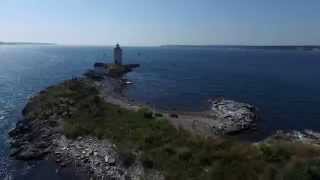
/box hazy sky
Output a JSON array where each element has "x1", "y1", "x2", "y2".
[{"x1": 1, "y1": 0, "x2": 320, "y2": 46}]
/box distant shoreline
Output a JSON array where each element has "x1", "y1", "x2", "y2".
[
  {"x1": 161, "y1": 45, "x2": 320, "y2": 51},
  {"x1": 0, "y1": 42, "x2": 56, "y2": 45}
]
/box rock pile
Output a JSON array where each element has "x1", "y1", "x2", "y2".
[
  {"x1": 209, "y1": 98, "x2": 258, "y2": 134},
  {"x1": 53, "y1": 136, "x2": 163, "y2": 180},
  {"x1": 266, "y1": 130, "x2": 320, "y2": 145},
  {"x1": 54, "y1": 136, "x2": 123, "y2": 178}
]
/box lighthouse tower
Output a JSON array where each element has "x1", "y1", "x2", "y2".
[{"x1": 113, "y1": 44, "x2": 122, "y2": 65}]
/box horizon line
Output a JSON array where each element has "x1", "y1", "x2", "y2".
[{"x1": 2, "y1": 41, "x2": 320, "y2": 47}]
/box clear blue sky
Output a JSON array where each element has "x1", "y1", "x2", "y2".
[{"x1": 1, "y1": 0, "x2": 320, "y2": 46}]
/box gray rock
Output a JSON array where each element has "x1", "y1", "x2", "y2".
[
  {"x1": 9, "y1": 147, "x2": 22, "y2": 157},
  {"x1": 8, "y1": 129, "x2": 20, "y2": 137},
  {"x1": 209, "y1": 98, "x2": 258, "y2": 134},
  {"x1": 86, "y1": 149, "x2": 93, "y2": 156},
  {"x1": 104, "y1": 155, "x2": 110, "y2": 163},
  {"x1": 15, "y1": 146, "x2": 48, "y2": 160},
  {"x1": 266, "y1": 130, "x2": 320, "y2": 145},
  {"x1": 8, "y1": 121, "x2": 31, "y2": 137},
  {"x1": 109, "y1": 157, "x2": 116, "y2": 165},
  {"x1": 9, "y1": 139, "x2": 24, "y2": 148},
  {"x1": 35, "y1": 141, "x2": 51, "y2": 149},
  {"x1": 104, "y1": 155, "x2": 116, "y2": 165}
]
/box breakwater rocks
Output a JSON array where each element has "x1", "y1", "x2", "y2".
[
  {"x1": 171, "y1": 98, "x2": 258, "y2": 137},
  {"x1": 209, "y1": 98, "x2": 258, "y2": 134}
]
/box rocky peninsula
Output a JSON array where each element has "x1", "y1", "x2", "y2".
[{"x1": 8, "y1": 63, "x2": 320, "y2": 180}]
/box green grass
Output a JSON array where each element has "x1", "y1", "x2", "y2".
[{"x1": 27, "y1": 79, "x2": 320, "y2": 180}]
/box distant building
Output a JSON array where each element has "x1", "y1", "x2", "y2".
[{"x1": 113, "y1": 44, "x2": 122, "y2": 65}]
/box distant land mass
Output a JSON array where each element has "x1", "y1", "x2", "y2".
[
  {"x1": 161, "y1": 45, "x2": 320, "y2": 51},
  {"x1": 0, "y1": 41, "x2": 56, "y2": 45}
]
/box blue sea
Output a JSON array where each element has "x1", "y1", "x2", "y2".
[{"x1": 1, "y1": 45, "x2": 320, "y2": 179}]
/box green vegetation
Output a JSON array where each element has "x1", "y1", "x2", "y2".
[
  {"x1": 107, "y1": 64, "x2": 130, "y2": 77},
  {"x1": 29, "y1": 79, "x2": 320, "y2": 180}
]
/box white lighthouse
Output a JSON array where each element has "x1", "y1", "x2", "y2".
[{"x1": 113, "y1": 44, "x2": 122, "y2": 65}]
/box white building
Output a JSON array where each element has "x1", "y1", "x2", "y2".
[{"x1": 113, "y1": 44, "x2": 122, "y2": 65}]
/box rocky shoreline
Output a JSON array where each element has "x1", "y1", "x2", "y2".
[
  {"x1": 8, "y1": 67, "x2": 260, "y2": 179},
  {"x1": 8, "y1": 78, "x2": 164, "y2": 179},
  {"x1": 264, "y1": 129, "x2": 320, "y2": 145},
  {"x1": 8, "y1": 64, "x2": 320, "y2": 179}
]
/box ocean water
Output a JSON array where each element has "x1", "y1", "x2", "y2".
[{"x1": 1, "y1": 45, "x2": 320, "y2": 179}]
